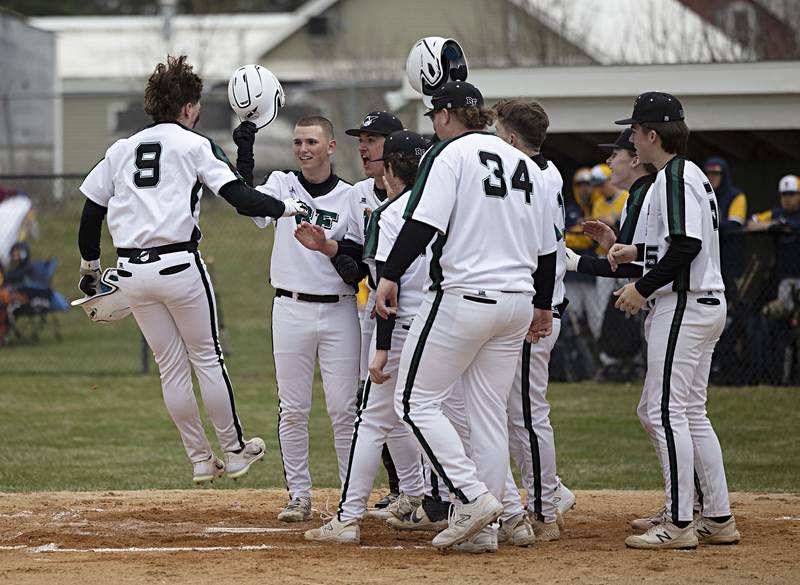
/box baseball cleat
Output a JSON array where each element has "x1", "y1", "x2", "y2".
[
  {"x1": 192, "y1": 454, "x2": 225, "y2": 485},
  {"x1": 532, "y1": 518, "x2": 560, "y2": 541},
  {"x1": 694, "y1": 517, "x2": 741, "y2": 545},
  {"x1": 366, "y1": 492, "x2": 400, "y2": 519},
  {"x1": 553, "y1": 480, "x2": 576, "y2": 518},
  {"x1": 224, "y1": 437, "x2": 266, "y2": 480},
  {"x1": 431, "y1": 492, "x2": 504, "y2": 549},
  {"x1": 625, "y1": 522, "x2": 699, "y2": 550},
  {"x1": 631, "y1": 506, "x2": 668, "y2": 531},
  {"x1": 498, "y1": 513, "x2": 536, "y2": 547},
  {"x1": 387, "y1": 495, "x2": 450, "y2": 532},
  {"x1": 452, "y1": 528, "x2": 498, "y2": 553},
  {"x1": 384, "y1": 492, "x2": 422, "y2": 520},
  {"x1": 278, "y1": 496, "x2": 312, "y2": 522},
  {"x1": 304, "y1": 517, "x2": 360, "y2": 544}
]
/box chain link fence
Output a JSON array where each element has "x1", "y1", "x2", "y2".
[{"x1": 2, "y1": 175, "x2": 799, "y2": 385}]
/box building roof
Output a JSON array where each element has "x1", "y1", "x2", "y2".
[{"x1": 29, "y1": 0, "x2": 340, "y2": 84}]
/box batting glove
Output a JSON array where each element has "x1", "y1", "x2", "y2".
[
  {"x1": 232, "y1": 121, "x2": 257, "y2": 150},
  {"x1": 332, "y1": 254, "x2": 362, "y2": 285},
  {"x1": 282, "y1": 197, "x2": 311, "y2": 219},
  {"x1": 79, "y1": 258, "x2": 101, "y2": 296},
  {"x1": 564, "y1": 247, "x2": 580, "y2": 272}
]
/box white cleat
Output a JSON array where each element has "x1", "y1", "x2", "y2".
[
  {"x1": 278, "y1": 496, "x2": 312, "y2": 522},
  {"x1": 431, "y1": 492, "x2": 504, "y2": 549},
  {"x1": 631, "y1": 506, "x2": 669, "y2": 531},
  {"x1": 553, "y1": 480, "x2": 576, "y2": 528},
  {"x1": 498, "y1": 514, "x2": 536, "y2": 547},
  {"x1": 695, "y1": 516, "x2": 741, "y2": 545},
  {"x1": 532, "y1": 518, "x2": 560, "y2": 541},
  {"x1": 452, "y1": 527, "x2": 498, "y2": 553},
  {"x1": 625, "y1": 522, "x2": 699, "y2": 550},
  {"x1": 384, "y1": 492, "x2": 423, "y2": 520},
  {"x1": 304, "y1": 517, "x2": 360, "y2": 544},
  {"x1": 224, "y1": 437, "x2": 265, "y2": 480},
  {"x1": 192, "y1": 454, "x2": 224, "y2": 485}
]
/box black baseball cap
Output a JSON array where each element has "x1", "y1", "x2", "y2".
[
  {"x1": 598, "y1": 128, "x2": 635, "y2": 152},
  {"x1": 615, "y1": 91, "x2": 684, "y2": 125},
  {"x1": 424, "y1": 81, "x2": 484, "y2": 117},
  {"x1": 345, "y1": 111, "x2": 404, "y2": 137},
  {"x1": 377, "y1": 130, "x2": 429, "y2": 160}
]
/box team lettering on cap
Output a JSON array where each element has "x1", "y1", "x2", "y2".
[
  {"x1": 362, "y1": 115, "x2": 378, "y2": 126},
  {"x1": 465, "y1": 96, "x2": 478, "y2": 106}
]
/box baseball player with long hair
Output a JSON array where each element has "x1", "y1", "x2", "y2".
[
  {"x1": 375, "y1": 81, "x2": 557, "y2": 550},
  {"x1": 304, "y1": 130, "x2": 430, "y2": 544},
  {"x1": 77, "y1": 56, "x2": 305, "y2": 484},
  {"x1": 233, "y1": 116, "x2": 363, "y2": 523},
  {"x1": 610, "y1": 92, "x2": 740, "y2": 549}
]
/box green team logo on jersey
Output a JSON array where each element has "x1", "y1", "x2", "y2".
[{"x1": 294, "y1": 208, "x2": 339, "y2": 229}]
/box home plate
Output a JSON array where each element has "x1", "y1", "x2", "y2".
[{"x1": 204, "y1": 527, "x2": 300, "y2": 534}]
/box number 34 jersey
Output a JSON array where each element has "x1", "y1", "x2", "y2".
[
  {"x1": 80, "y1": 121, "x2": 240, "y2": 249},
  {"x1": 404, "y1": 131, "x2": 557, "y2": 294},
  {"x1": 642, "y1": 157, "x2": 724, "y2": 297}
]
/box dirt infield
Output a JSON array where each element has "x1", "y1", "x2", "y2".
[{"x1": 0, "y1": 489, "x2": 797, "y2": 585}]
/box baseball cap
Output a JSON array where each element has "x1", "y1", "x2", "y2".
[
  {"x1": 424, "y1": 81, "x2": 483, "y2": 116},
  {"x1": 598, "y1": 128, "x2": 635, "y2": 152},
  {"x1": 779, "y1": 174, "x2": 800, "y2": 193},
  {"x1": 590, "y1": 163, "x2": 612, "y2": 185},
  {"x1": 377, "y1": 130, "x2": 429, "y2": 160},
  {"x1": 573, "y1": 167, "x2": 593, "y2": 184},
  {"x1": 345, "y1": 111, "x2": 404, "y2": 137},
  {"x1": 615, "y1": 91, "x2": 685, "y2": 125},
  {"x1": 704, "y1": 162, "x2": 723, "y2": 174}
]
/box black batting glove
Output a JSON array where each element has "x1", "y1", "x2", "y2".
[
  {"x1": 332, "y1": 254, "x2": 362, "y2": 286},
  {"x1": 233, "y1": 121, "x2": 257, "y2": 186}
]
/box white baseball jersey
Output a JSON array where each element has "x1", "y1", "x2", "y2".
[
  {"x1": 404, "y1": 132, "x2": 557, "y2": 293},
  {"x1": 80, "y1": 121, "x2": 239, "y2": 248},
  {"x1": 533, "y1": 155, "x2": 566, "y2": 306},
  {"x1": 643, "y1": 158, "x2": 724, "y2": 296},
  {"x1": 363, "y1": 189, "x2": 426, "y2": 321},
  {"x1": 253, "y1": 171, "x2": 356, "y2": 296},
  {"x1": 618, "y1": 174, "x2": 656, "y2": 248}
]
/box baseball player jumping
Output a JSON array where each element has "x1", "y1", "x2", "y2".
[
  {"x1": 375, "y1": 81, "x2": 557, "y2": 550},
  {"x1": 77, "y1": 56, "x2": 306, "y2": 484},
  {"x1": 233, "y1": 116, "x2": 363, "y2": 522},
  {"x1": 610, "y1": 92, "x2": 740, "y2": 549}
]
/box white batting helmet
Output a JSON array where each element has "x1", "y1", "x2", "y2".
[
  {"x1": 71, "y1": 268, "x2": 131, "y2": 324},
  {"x1": 228, "y1": 64, "x2": 285, "y2": 129},
  {"x1": 406, "y1": 37, "x2": 468, "y2": 108}
]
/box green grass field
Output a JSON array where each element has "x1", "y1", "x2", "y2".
[{"x1": 1, "y1": 199, "x2": 798, "y2": 493}]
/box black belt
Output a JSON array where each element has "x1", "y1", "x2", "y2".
[
  {"x1": 275, "y1": 288, "x2": 342, "y2": 303},
  {"x1": 118, "y1": 241, "x2": 197, "y2": 258},
  {"x1": 553, "y1": 299, "x2": 569, "y2": 319}
]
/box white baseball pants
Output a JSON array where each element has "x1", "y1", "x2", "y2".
[
  {"x1": 117, "y1": 250, "x2": 245, "y2": 463},
  {"x1": 639, "y1": 291, "x2": 731, "y2": 523},
  {"x1": 337, "y1": 321, "x2": 424, "y2": 521},
  {"x1": 271, "y1": 294, "x2": 360, "y2": 499},
  {"x1": 395, "y1": 289, "x2": 532, "y2": 505},
  {"x1": 507, "y1": 317, "x2": 562, "y2": 523}
]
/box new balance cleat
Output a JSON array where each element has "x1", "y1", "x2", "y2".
[
  {"x1": 695, "y1": 516, "x2": 740, "y2": 545},
  {"x1": 625, "y1": 522, "x2": 699, "y2": 550},
  {"x1": 452, "y1": 528, "x2": 498, "y2": 553},
  {"x1": 304, "y1": 517, "x2": 360, "y2": 544},
  {"x1": 532, "y1": 518, "x2": 560, "y2": 541},
  {"x1": 431, "y1": 492, "x2": 504, "y2": 549},
  {"x1": 631, "y1": 506, "x2": 668, "y2": 531}
]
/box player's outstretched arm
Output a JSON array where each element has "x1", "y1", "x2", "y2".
[
  {"x1": 232, "y1": 121, "x2": 257, "y2": 187},
  {"x1": 219, "y1": 180, "x2": 305, "y2": 219}
]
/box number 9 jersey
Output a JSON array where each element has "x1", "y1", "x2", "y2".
[
  {"x1": 80, "y1": 121, "x2": 241, "y2": 249},
  {"x1": 403, "y1": 132, "x2": 557, "y2": 293}
]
